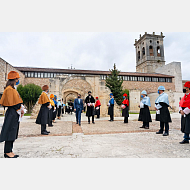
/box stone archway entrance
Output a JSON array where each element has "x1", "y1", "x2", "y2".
[{"x1": 63, "y1": 90, "x2": 78, "y2": 104}]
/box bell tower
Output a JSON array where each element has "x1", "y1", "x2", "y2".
[{"x1": 134, "y1": 32, "x2": 165, "y2": 73}]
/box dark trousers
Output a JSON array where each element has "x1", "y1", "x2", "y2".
[
  {"x1": 159, "y1": 122, "x2": 169, "y2": 133},
  {"x1": 110, "y1": 115, "x2": 114, "y2": 121},
  {"x1": 143, "y1": 122, "x2": 149, "y2": 127},
  {"x1": 41, "y1": 124, "x2": 47, "y2": 133},
  {"x1": 88, "y1": 116, "x2": 94, "y2": 123},
  {"x1": 76, "y1": 109, "x2": 82, "y2": 125},
  {"x1": 184, "y1": 133, "x2": 190, "y2": 141},
  {"x1": 48, "y1": 120, "x2": 53, "y2": 126},
  {"x1": 4, "y1": 141, "x2": 14, "y2": 153},
  {"x1": 97, "y1": 115, "x2": 100, "y2": 119},
  {"x1": 124, "y1": 117, "x2": 128, "y2": 123}
]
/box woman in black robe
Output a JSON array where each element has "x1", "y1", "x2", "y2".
[
  {"x1": 36, "y1": 85, "x2": 51, "y2": 135},
  {"x1": 0, "y1": 71, "x2": 24, "y2": 158},
  {"x1": 138, "y1": 91, "x2": 152, "y2": 129}
]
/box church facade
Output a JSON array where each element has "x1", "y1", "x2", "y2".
[{"x1": 0, "y1": 32, "x2": 186, "y2": 116}]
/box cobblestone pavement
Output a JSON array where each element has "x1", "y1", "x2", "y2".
[{"x1": 0, "y1": 113, "x2": 189, "y2": 158}]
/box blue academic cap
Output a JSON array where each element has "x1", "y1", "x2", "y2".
[
  {"x1": 141, "y1": 90, "x2": 147, "y2": 95},
  {"x1": 110, "y1": 93, "x2": 113, "y2": 96},
  {"x1": 158, "y1": 86, "x2": 165, "y2": 91}
]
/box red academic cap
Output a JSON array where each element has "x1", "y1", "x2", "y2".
[
  {"x1": 123, "y1": 93, "x2": 128, "y2": 97},
  {"x1": 96, "y1": 97, "x2": 98, "y2": 99},
  {"x1": 184, "y1": 82, "x2": 190, "y2": 88}
]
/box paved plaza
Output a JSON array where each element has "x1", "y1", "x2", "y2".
[{"x1": 0, "y1": 113, "x2": 190, "y2": 158}]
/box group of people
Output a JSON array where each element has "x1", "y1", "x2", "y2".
[{"x1": 0, "y1": 70, "x2": 190, "y2": 158}]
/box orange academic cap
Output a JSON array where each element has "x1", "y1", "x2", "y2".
[{"x1": 8, "y1": 71, "x2": 20, "y2": 80}]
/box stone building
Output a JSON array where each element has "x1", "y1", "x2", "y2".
[{"x1": 0, "y1": 32, "x2": 187, "y2": 116}]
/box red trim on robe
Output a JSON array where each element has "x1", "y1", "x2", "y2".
[
  {"x1": 179, "y1": 94, "x2": 190, "y2": 109},
  {"x1": 122, "y1": 99, "x2": 129, "y2": 106}
]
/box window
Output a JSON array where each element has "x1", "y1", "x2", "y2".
[
  {"x1": 152, "y1": 77, "x2": 159, "y2": 82},
  {"x1": 41, "y1": 73, "x2": 44, "y2": 78},
  {"x1": 54, "y1": 73, "x2": 57, "y2": 77},
  {"x1": 166, "y1": 78, "x2": 172, "y2": 83},
  {"x1": 34, "y1": 72, "x2": 37, "y2": 78},
  {"x1": 159, "y1": 78, "x2": 165, "y2": 82},
  {"x1": 38, "y1": 73, "x2": 41, "y2": 78},
  {"x1": 28, "y1": 72, "x2": 31, "y2": 77},
  {"x1": 157, "y1": 46, "x2": 161, "y2": 56},
  {"x1": 149, "y1": 46, "x2": 154, "y2": 56},
  {"x1": 100, "y1": 75, "x2": 107, "y2": 80},
  {"x1": 48, "y1": 73, "x2": 51, "y2": 78},
  {"x1": 138, "y1": 77, "x2": 144, "y2": 81},
  {"x1": 150, "y1": 40, "x2": 152, "y2": 43},
  {"x1": 138, "y1": 51, "x2": 140, "y2": 60},
  {"x1": 25, "y1": 72, "x2": 28, "y2": 77},
  {"x1": 51, "y1": 73, "x2": 54, "y2": 78},
  {"x1": 157, "y1": 41, "x2": 159, "y2": 44},
  {"x1": 44, "y1": 73, "x2": 47, "y2": 78},
  {"x1": 145, "y1": 77, "x2": 151, "y2": 82},
  {"x1": 123, "y1": 76, "x2": 130, "y2": 81},
  {"x1": 142, "y1": 47, "x2": 145, "y2": 56},
  {"x1": 31, "y1": 72, "x2": 34, "y2": 78}
]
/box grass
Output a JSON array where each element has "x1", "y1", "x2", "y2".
[{"x1": 24, "y1": 113, "x2": 31, "y2": 116}]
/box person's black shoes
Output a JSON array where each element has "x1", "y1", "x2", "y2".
[
  {"x1": 163, "y1": 132, "x2": 169, "y2": 136},
  {"x1": 4, "y1": 154, "x2": 18, "y2": 158},
  {"x1": 48, "y1": 125, "x2": 53, "y2": 127},
  {"x1": 46, "y1": 131, "x2": 50, "y2": 134},
  {"x1": 156, "y1": 131, "x2": 163, "y2": 134},
  {"x1": 79, "y1": 124, "x2": 81, "y2": 126},
  {"x1": 92, "y1": 122, "x2": 95, "y2": 124},
  {"x1": 41, "y1": 132, "x2": 49, "y2": 135},
  {"x1": 179, "y1": 140, "x2": 189, "y2": 144}
]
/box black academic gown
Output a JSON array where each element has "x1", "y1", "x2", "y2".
[
  {"x1": 36, "y1": 102, "x2": 50, "y2": 125},
  {"x1": 0, "y1": 103, "x2": 21, "y2": 142},
  {"x1": 122, "y1": 104, "x2": 129, "y2": 118},
  {"x1": 138, "y1": 105, "x2": 152, "y2": 122},
  {"x1": 52, "y1": 106, "x2": 56, "y2": 120},
  {"x1": 48, "y1": 108, "x2": 53, "y2": 126},
  {"x1": 181, "y1": 107, "x2": 190, "y2": 134},
  {"x1": 85, "y1": 96, "x2": 95, "y2": 117},
  {"x1": 95, "y1": 106, "x2": 101, "y2": 116},
  {"x1": 155, "y1": 102, "x2": 172, "y2": 123}
]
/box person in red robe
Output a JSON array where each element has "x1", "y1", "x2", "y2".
[
  {"x1": 179, "y1": 81, "x2": 190, "y2": 144},
  {"x1": 121, "y1": 93, "x2": 129, "y2": 123},
  {"x1": 95, "y1": 97, "x2": 101, "y2": 119}
]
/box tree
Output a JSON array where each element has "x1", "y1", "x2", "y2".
[
  {"x1": 17, "y1": 84, "x2": 42, "y2": 113},
  {"x1": 106, "y1": 63, "x2": 124, "y2": 105}
]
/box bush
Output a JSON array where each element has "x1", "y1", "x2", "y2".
[{"x1": 17, "y1": 84, "x2": 42, "y2": 113}]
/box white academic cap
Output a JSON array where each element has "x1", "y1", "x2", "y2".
[
  {"x1": 158, "y1": 86, "x2": 165, "y2": 91},
  {"x1": 141, "y1": 90, "x2": 147, "y2": 95}
]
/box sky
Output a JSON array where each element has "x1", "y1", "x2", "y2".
[{"x1": 0, "y1": 32, "x2": 189, "y2": 80}]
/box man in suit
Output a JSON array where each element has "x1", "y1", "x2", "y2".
[{"x1": 74, "y1": 94, "x2": 84, "y2": 126}]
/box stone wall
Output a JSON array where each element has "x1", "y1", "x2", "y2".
[
  {"x1": 122, "y1": 80, "x2": 175, "y2": 94},
  {"x1": 24, "y1": 78, "x2": 50, "y2": 88},
  {"x1": 0, "y1": 58, "x2": 25, "y2": 94},
  {"x1": 155, "y1": 62, "x2": 183, "y2": 92}
]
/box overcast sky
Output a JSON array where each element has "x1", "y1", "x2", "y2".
[{"x1": 0, "y1": 32, "x2": 189, "y2": 80}]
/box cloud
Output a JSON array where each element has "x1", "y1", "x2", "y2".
[{"x1": 0, "y1": 32, "x2": 189, "y2": 80}]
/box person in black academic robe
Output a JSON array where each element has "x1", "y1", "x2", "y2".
[
  {"x1": 179, "y1": 82, "x2": 190, "y2": 144},
  {"x1": 0, "y1": 71, "x2": 24, "y2": 158},
  {"x1": 155, "y1": 86, "x2": 172, "y2": 136},
  {"x1": 68, "y1": 100, "x2": 74, "y2": 115},
  {"x1": 95, "y1": 97, "x2": 101, "y2": 119},
  {"x1": 138, "y1": 91, "x2": 152, "y2": 129},
  {"x1": 36, "y1": 85, "x2": 51, "y2": 135},
  {"x1": 108, "y1": 93, "x2": 114, "y2": 122},
  {"x1": 85, "y1": 91, "x2": 95, "y2": 124},
  {"x1": 48, "y1": 94, "x2": 55, "y2": 127},
  {"x1": 121, "y1": 94, "x2": 129, "y2": 123}
]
